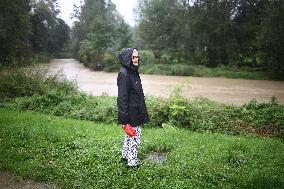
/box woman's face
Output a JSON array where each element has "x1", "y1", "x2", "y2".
[{"x1": 132, "y1": 49, "x2": 139, "y2": 66}]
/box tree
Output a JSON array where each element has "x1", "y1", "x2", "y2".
[
  {"x1": 48, "y1": 18, "x2": 70, "y2": 55},
  {"x1": 257, "y1": 0, "x2": 284, "y2": 78},
  {"x1": 186, "y1": 0, "x2": 236, "y2": 67},
  {"x1": 71, "y1": 0, "x2": 132, "y2": 69},
  {"x1": 138, "y1": 0, "x2": 180, "y2": 61},
  {"x1": 0, "y1": 0, "x2": 31, "y2": 65},
  {"x1": 137, "y1": 0, "x2": 270, "y2": 67},
  {"x1": 228, "y1": 0, "x2": 266, "y2": 67},
  {"x1": 30, "y1": 0, "x2": 58, "y2": 54}
]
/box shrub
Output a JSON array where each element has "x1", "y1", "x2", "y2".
[
  {"x1": 6, "y1": 92, "x2": 117, "y2": 124},
  {"x1": 140, "y1": 64, "x2": 194, "y2": 76},
  {"x1": 146, "y1": 96, "x2": 170, "y2": 127},
  {"x1": 3, "y1": 90, "x2": 284, "y2": 139},
  {"x1": 138, "y1": 63, "x2": 269, "y2": 80},
  {"x1": 1, "y1": 66, "x2": 283, "y2": 139},
  {"x1": 0, "y1": 66, "x2": 77, "y2": 100},
  {"x1": 168, "y1": 86, "x2": 192, "y2": 128},
  {"x1": 139, "y1": 50, "x2": 155, "y2": 65},
  {"x1": 241, "y1": 98, "x2": 284, "y2": 138},
  {"x1": 103, "y1": 52, "x2": 120, "y2": 72}
]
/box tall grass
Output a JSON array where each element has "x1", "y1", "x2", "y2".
[{"x1": 0, "y1": 109, "x2": 283, "y2": 188}]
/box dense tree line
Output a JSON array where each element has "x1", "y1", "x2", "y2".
[
  {"x1": 1, "y1": 0, "x2": 283, "y2": 78},
  {"x1": 71, "y1": 0, "x2": 132, "y2": 70},
  {"x1": 0, "y1": 0, "x2": 70, "y2": 65},
  {"x1": 137, "y1": 0, "x2": 284, "y2": 78}
]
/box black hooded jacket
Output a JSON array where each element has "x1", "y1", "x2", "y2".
[{"x1": 117, "y1": 48, "x2": 150, "y2": 126}]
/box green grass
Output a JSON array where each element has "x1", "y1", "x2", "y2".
[{"x1": 1, "y1": 109, "x2": 283, "y2": 188}]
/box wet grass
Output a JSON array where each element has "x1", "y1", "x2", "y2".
[{"x1": 1, "y1": 109, "x2": 283, "y2": 189}]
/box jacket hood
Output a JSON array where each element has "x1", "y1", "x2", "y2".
[{"x1": 118, "y1": 48, "x2": 137, "y2": 71}]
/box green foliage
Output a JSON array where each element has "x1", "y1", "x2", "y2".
[
  {"x1": 72, "y1": 0, "x2": 132, "y2": 70},
  {"x1": 139, "y1": 50, "x2": 156, "y2": 65},
  {"x1": 0, "y1": 67, "x2": 283, "y2": 139},
  {"x1": 242, "y1": 98, "x2": 284, "y2": 138},
  {"x1": 192, "y1": 65, "x2": 269, "y2": 80},
  {"x1": 140, "y1": 64, "x2": 194, "y2": 76},
  {"x1": 30, "y1": 0, "x2": 63, "y2": 56},
  {"x1": 0, "y1": 0, "x2": 32, "y2": 65},
  {"x1": 0, "y1": 66, "x2": 77, "y2": 99},
  {"x1": 102, "y1": 52, "x2": 120, "y2": 72},
  {"x1": 138, "y1": 0, "x2": 180, "y2": 60},
  {"x1": 139, "y1": 63, "x2": 268, "y2": 80},
  {"x1": 257, "y1": 1, "x2": 284, "y2": 79},
  {"x1": 2, "y1": 91, "x2": 284, "y2": 139},
  {"x1": 29, "y1": 0, "x2": 70, "y2": 59},
  {"x1": 0, "y1": 0, "x2": 71, "y2": 66},
  {"x1": 146, "y1": 96, "x2": 170, "y2": 128},
  {"x1": 0, "y1": 109, "x2": 284, "y2": 188},
  {"x1": 48, "y1": 18, "x2": 70, "y2": 56},
  {"x1": 32, "y1": 53, "x2": 50, "y2": 64},
  {"x1": 168, "y1": 85, "x2": 192, "y2": 128},
  {"x1": 4, "y1": 92, "x2": 117, "y2": 124},
  {"x1": 137, "y1": 0, "x2": 284, "y2": 77},
  {"x1": 78, "y1": 33, "x2": 106, "y2": 70}
]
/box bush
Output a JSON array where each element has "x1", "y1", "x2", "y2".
[
  {"x1": 103, "y1": 50, "x2": 156, "y2": 72},
  {"x1": 146, "y1": 96, "x2": 170, "y2": 127},
  {"x1": 3, "y1": 88, "x2": 284, "y2": 139},
  {"x1": 138, "y1": 63, "x2": 269, "y2": 79},
  {"x1": 168, "y1": 86, "x2": 192, "y2": 128},
  {"x1": 0, "y1": 66, "x2": 77, "y2": 100},
  {"x1": 139, "y1": 50, "x2": 155, "y2": 65},
  {"x1": 190, "y1": 65, "x2": 269, "y2": 80},
  {"x1": 3, "y1": 91, "x2": 284, "y2": 139},
  {"x1": 242, "y1": 98, "x2": 284, "y2": 138},
  {"x1": 6, "y1": 92, "x2": 117, "y2": 124},
  {"x1": 1, "y1": 66, "x2": 283, "y2": 139},
  {"x1": 140, "y1": 64, "x2": 194, "y2": 76},
  {"x1": 103, "y1": 52, "x2": 121, "y2": 72}
]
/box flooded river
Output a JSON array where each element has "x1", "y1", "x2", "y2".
[{"x1": 45, "y1": 59, "x2": 284, "y2": 105}]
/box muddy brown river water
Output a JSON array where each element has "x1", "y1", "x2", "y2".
[{"x1": 45, "y1": 59, "x2": 284, "y2": 105}]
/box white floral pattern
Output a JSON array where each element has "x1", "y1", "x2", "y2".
[{"x1": 122, "y1": 126, "x2": 141, "y2": 166}]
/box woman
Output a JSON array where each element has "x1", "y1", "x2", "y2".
[{"x1": 117, "y1": 48, "x2": 150, "y2": 168}]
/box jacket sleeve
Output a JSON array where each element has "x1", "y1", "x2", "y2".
[{"x1": 117, "y1": 72, "x2": 130, "y2": 124}]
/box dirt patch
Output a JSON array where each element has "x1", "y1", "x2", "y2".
[
  {"x1": 0, "y1": 172, "x2": 58, "y2": 189},
  {"x1": 145, "y1": 151, "x2": 167, "y2": 164},
  {"x1": 257, "y1": 124, "x2": 282, "y2": 138}
]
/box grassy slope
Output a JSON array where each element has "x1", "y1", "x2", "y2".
[{"x1": 0, "y1": 109, "x2": 283, "y2": 189}]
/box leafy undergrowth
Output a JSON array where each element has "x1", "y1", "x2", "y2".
[
  {"x1": 0, "y1": 109, "x2": 283, "y2": 189},
  {"x1": 1, "y1": 66, "x2": 283, "y2": 139},
  {"x1": 138, "y1": 64, "x2": 269, "y2": 80}
]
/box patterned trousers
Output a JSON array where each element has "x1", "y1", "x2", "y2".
[{"x1": 122, "y1": 126, "x2": 141, "y2": 166}]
